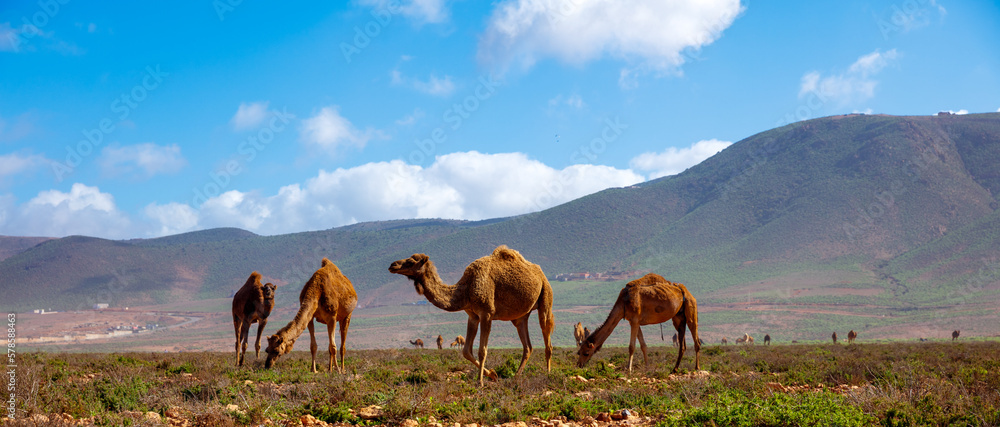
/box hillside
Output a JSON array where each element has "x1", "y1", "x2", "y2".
[
  {"x1": 0, "y1": 236, "x2": 52, "y2": 262},
  {"x1": 2, "y1": 114, "x2": 999, "y2": 323}
]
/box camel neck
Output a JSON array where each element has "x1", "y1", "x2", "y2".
[
  {"x1": 277, "y1": 300, "x2": 318, "y2": 338},
  {"x1": 415, "y1": 261, "x2": 466, "y2": 312},
  {"x1": 589, "y1": 293, "x2": 627, "y2": 347}
]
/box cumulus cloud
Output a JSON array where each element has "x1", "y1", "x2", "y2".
[
  {"x1": 549, "y1": 94, "x2": 584, "y2": 109},
  {"x1": 360, "y1": 0, "x2": 451, "y2": 24},
  {"x1": 799, "y1": 49, "x2": 899, "y2": 106},
  {"x1": 230, "y1": 101, "x2": 271, "y2": 130},
  {"x1": 395, "y1": 109, "x2": 424, "y2": 126},
  {"x1": 940, "y1": 109, "x2": 969, "y2": 115},
  {"x1": 300, "y1": 106, "x2": 383, "y2": 155},
  {"x1": 143, "y1": 202, "x2": 198, "y2": 236},
  {"x1": 630, "y1": 139, "x2": 731, "y2": 179},
  {"x1": 0, "y1": 184, "x2": 134, "y2": 238},
  {"x1": 98, "y1": 143, "x2": 187, "y2": 178},
  {"x1": 478, "y1": 0, "x2": 743, "y2": 80},
  {"x1": 391, "y1": 70, "x2": 456, "y2": 97},
  {"x1": 0, "y1": 152, "x2": 49, "y2": 179}
]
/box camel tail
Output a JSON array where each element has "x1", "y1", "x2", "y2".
[
  {"x1": 660, "y1": 323, "x2": 664, "y2": 341},
  {"x1": 680, "y1": 286, "x2": 699, "y2": 348}
]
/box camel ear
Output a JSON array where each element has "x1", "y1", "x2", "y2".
[
  {"x1": 586, "y1": 342, "x2": 595, "y2": 350},
  {"x1": 412, "y1": 254, "x2": 429, "y2": 263}
]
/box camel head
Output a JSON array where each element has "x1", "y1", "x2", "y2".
[
  {"x1": 388, "y1": 253, "x2": 431, "y2": 295},
  {"x1": 576, "y1": 338, "x2": 602, "y2": 367},
  {"x1": 262, "y1": 282, "x2": 276, "y2": 300},
  {"x1": 263, "y1": 334, "x2": 296, "y2": 368}
]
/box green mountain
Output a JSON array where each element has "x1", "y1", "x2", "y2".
[{"x1": 2, "y1": 113, "x2": 999, "y2": 316}]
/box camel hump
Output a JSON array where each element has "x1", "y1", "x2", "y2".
[
  {"x1": 491, "y1": 245, "x2": 523, "y2": 261},
  {"x1": 250, "y1": 271, "x2": 261, "y2": 279},
  {"x1": 321, "y1": 257, "x2": 333, "y2": 267}
]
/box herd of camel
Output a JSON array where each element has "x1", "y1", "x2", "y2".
[{"x1": 232, "y1": 245, "x2": 963, "y2": 385}]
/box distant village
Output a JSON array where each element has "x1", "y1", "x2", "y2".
[{"x1": 553, "y1": 270, "x2": 648, "y2": 282}]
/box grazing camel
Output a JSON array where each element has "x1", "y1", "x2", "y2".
[
  {"x1": 450, "y1": 335, "x2": 465, "y2": 347},
  {"x1": 389, "y1": 245, "x2": 555, "y2": 386},
  {"x1": 410, "y1": 339, "x2": 424, "y2": 349},
  {"x1": 436, "y1": 335, "x2": 444, "y2": 349},
  {"x1": 847, "y1": 330, "x2": 857, "y2": 344},
  {"x1": 952, "y1": 330, "x2": 960, "y2": 341},
  {"x1": 736, "y1": 333, "x2": 753, "y2": 345},
  {"x1": 721, "y1": 337, "x2": 728, "y2": 345},
  {"x1": 832, "y1": 332, "x2": 838, "y2": 344},
  {"x1": 264, "y1": 258, "x2": 357, "y2": 373},
  {"x1": 577, "y1": 274, "x2": 700, "y2": 374},
  {"x1": 232, "y1": 272, "x2": 276, "y2": 366},
  {"x1": 672, "y1": 333, "x2": 679, "y2": 347},
  {"x1": 764, "y1": 334, "x2": 771, "y2": 345},
  {"x1": 583, "y1": 327, "x2": 591, "y2": 341},
  {"x1": 574, "y1": 322, "x2": 586, "y2": 346}
]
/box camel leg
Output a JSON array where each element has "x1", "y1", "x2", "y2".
[
  {"x1": 671, "y1": 315, "x2": 688, "y2": 373},
  {"x1": 338, "y1": 314, "x2": 351, "y2": 374},
  {"x1": 254, "y1": 319, "x2": 267, "y2": 360},
  {"x1": 308, "y1": 320, "x2": 318, "y2": 373},
  {"x1": 233, "y1": 316, "x2": 243, "y2": 366},
  {"x1": 461, "y1": 315, "x2": 481, "y2": 369},
  {"x1": 537, "y1": 285, "x2": 555, "y2": 371},
  {"x1": 239, "y1": 321, "x2": 252, "y2": 367},
  {"x1": 512, "y1": 315, "x2": 533, "y2": 376},
  {"x1": 637, "y1": 326, "x2": 649, "y2": 367},
  {"x1": 627, "y1": 320, "x2": 640, "y2": 373},
  {"x1": 477, "y1": 315, "x2": 495, "y2": 386},
  {"x1": 327, "y1": 322, "x2": 337, "y2": 373},
  {"x1": 687, "y1": 317, "x2": 701, "y2": 371}
]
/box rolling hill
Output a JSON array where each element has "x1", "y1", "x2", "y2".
[{"x1": 2, "y1": 113, "x2": 999, "y2": 327}]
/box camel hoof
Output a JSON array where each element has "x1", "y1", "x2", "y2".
[{"x1": 486, "y1": 369, "x2": 499, "y2": 381}]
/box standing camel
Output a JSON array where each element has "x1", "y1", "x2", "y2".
[
  {"x1": 232, "y1": 272, "x2": 276, "y2": 366},
  {"x1": 436, "y1": 335, "x2": 444, "y2": 349},
  {"x1": 450, "y1": 335, "x2": 465, "y2": 347},
  {"x1": 410, "y1": 339, "x2": 424, "y2": 348},
  {"x1": 574, "y1": 322, "x2": 586, "y2": 346},
  {"x1": 389, "y1": 245, "x2": 555, "y2": 386},
  {"x1": 577, "y1": 274, "x2": 700, "y2": 374},
  {"x1": 583, "y1": 327, "x2": 591, "y2": 341},
  {"x1": 672, "y1": 333, "x2": 679, "y2": 347},
  {"x1": 264, "y1": 258, "x2": 357, "y2": 373},
  {"x1": 736, "y1": 333, "x2": 753, "y2": 345},
  {"x1": 832, "y1": 332, "x2": 838, "y2": 344},
  {"x1": 721, "y1": 337, "x2": 728, "y2": 345},
  {"x1": 847, "y1": 330, "x2": 857, "y2": 344},
  {"x1": 764, "y1": 334, "x2": 771, "y2": 345},
  {"x1": 952, "y1": 330, "x2": 960, "y2": 341}
]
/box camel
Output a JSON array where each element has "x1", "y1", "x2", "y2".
[
  {"x1": 736, "y1": 333, "x2": 753, "y2": 345},
  {"x1": 672, "y1": 333, "x2": 678, "y2": 347},
  {"x1": 583, "y1": 327, "x2": 591, "y2": 341},
  {"x1": 764, "y1": 334, "x2": 771, "y2": 345},
  {"x1": 721, "y1": 337, "x2": 728, "y2": 345},
  {"x1": 577, "y1": 274, "x2": 700, "y2": 374},
  {"x1": 832, "y1": 332, "x2": 838, "y2": 344},
  {"x1": 574, "y1": 322, "x2": 586, "y2": 346},
  {"x1": 450, "y1": 335, "x2": 465, "y2": 347},
  {"x1": 231, "y1": 272, "x2": 276, "y2": 367},
  {"x1": 952, "y1": 330, "x2": 960, "y2": 341},
  {"x1": 847, "y1": 330, "x2": 857, "y2": 344},
  {"x1": 264, "y1": 258, "x2": 357, "y2": 373},
  {"x1": 436, "y1": 335, "x2": 444, "y2": 349},
  {"x1": 410, "y1": 339, "x2": 424, "y2": 349},
  {"x1": 389, "y1": 245, "x2": 555, "y2": 386}
]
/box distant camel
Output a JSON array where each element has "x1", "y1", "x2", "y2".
[
  {"x1": 232, "y1": 272, "x2": 276, "y2": 367},
  {"x1": 919, "y1": 337, "x2": 928, "y2": 342},
  {"x1": 952, "y1": 330, "x2": 960, "y2": 341},
  {"x1": 764, "y1": 334, "x2": 771, "y2": 345},
  {"x1": 410, "y1": 339, "x2": 424, "y2": 349},
  {"x1": 577, "y1": 274, "x2": 700, "y2": 373},
  {"x1": 450, "y1": 335, "x2": 465, "y2": 347},
  {"x1": 583, "y1": 327, "x2": 591, "y2": 341},
  {"x1": 847, "y1": 330, "x2": 857, "y2": 344},
  {"x1": 574, "y1": 322, "x2": 586, "y2": 346},
  {"x1": 672, "y1": 333, "x2": 679, "y2": 347},
  {"x1": 436, "y1": 335, "x2": 444, "y2": 349},
  {"x1": 390, "y1": 245, "x2": 554, "y2": 386},
  {"x1": 736, "y1": 333, "x2": 753, "y2": 345},
  {"x1": 721, "y1": 337, "x2": 728, "y2": 345},
  {"x1": 832, "y1": 331, "x2": 838, "y2": 344},
  {"x1": 264, "y1": 258, "x2": 357, "y2": 373}
]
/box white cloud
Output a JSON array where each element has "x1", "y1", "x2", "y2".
[
  {"x1": 392, "y1": 69, "x2": 456, "y2": 97},
  {"x1": 395, "y1": 109, "x2": 424, "y2": 126},
  {"x1": 230, "y1": 101, "x2": 271, "y2": 131},
  {"x1": 361, "y1": 0, "x2": 451, "y2": 24},
  {"x1": 997, "y1": 107, "x2": 1000, "y2": 112},
  {"x1": 852, "y1": 108, "x2": 874, "y2": 115},
  {"x1": 0, "y1": 184, "x2": 133, "y2": 238},
  {"x1": 144, "y1": 202, "x2": 198, "y2": 236},
  {"x1": 0, "y1": 22, "x2": 20, "y2": 52},
  {"x1": 478, "y1": 0, "x2": 743, "y2": 80},
  {"x1": 549, "y1": 94, "x2": 585, "y2": 109},
  {"x1": 98, "y1": 143, "x2": 187, "y2": 178},
  {"x1": 630, "y1": 139, "x2": 731, "y2": 179},
  {"x1": 0, "y1": 153, "x2": 49, "y2": 179},
  {"x1": 300, "y1": 106, "x2": 383, "y2": 154},
  {"x1": 799, "y1": 49, "x2": 899, "y2": 105}
]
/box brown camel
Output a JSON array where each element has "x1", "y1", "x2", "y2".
[
  {"x1": 736, "y1": 333, "x2": 753, "y2": 345},
  {"x1": 721, "y1": 337, "x2": 728, "y2": 345},
  {"x1": 410, "y1": 339, "x2": 424, "y2": 349},
  {"x1": 450, "y1": 335, "x2": 465, "y2": 347},
  {"x1": 952, "y1": 330, "x2": 960, "y2": 341},
  {"x1": 672, "y1": 333, "x2": 678, "y2": 347},
  {"x1": 232, "y1": 272, "x2": 276, "y2": 367},
  {"x1": 847, "y1": 330, "x2": 857, "y2": 344},
  {"x1": 436, "y1": 335, "x2": 444, "y2": 349},
  {"x1": 764, "y1": 334, "x2": 771, "y2": 345},
  {"x1": 574, "y1": 322, "x2": 586, "y2": 346},
  {"x1": 264, "y1": 258, "x2": 357, "y2": 373},
  {"x1": 577, "y1": 274, "x2": 700, "y2": 374},
  {"x1": 583, "y1": 327, "x2": 591, "y2": 341},
  {"x1": 832, "y1": 331, "x2": 838, "y2": 344},
  {"x1": 389, "y1": 245, "x2": 555, "y2": 386}
]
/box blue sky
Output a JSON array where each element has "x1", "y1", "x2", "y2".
[{"x1": 1, "y1": 0, "x2": 998, "y2": 239}]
